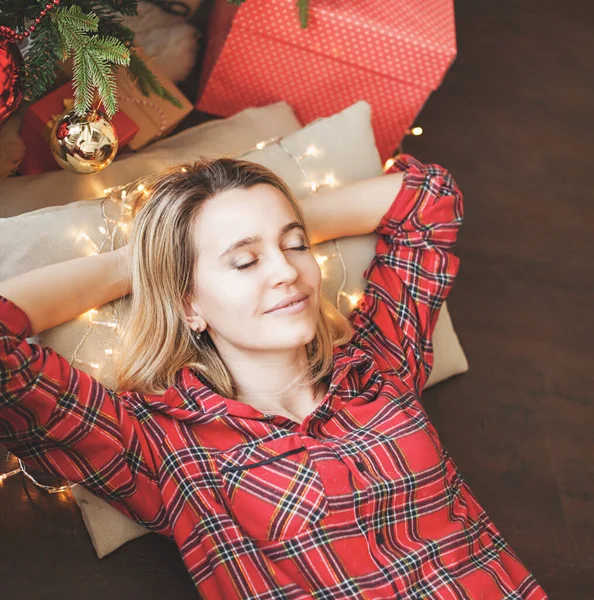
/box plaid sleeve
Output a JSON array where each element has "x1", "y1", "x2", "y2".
[
  {"x1": 349, "y1": 154, "x2": 464, "y2": 394},
  {"x1": 0, "y1": 295, "x2": 170, "y2": 535}
]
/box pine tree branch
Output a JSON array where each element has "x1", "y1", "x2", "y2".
[
  {"x1": 81, "y1": 1, "x2": 136, "y2": 44},
  {"x1": 5, "y1": 0, "x2": 185, "y2": 113},
  {"x1": 85, "y1": 52, "x2": 119, "y2": 116},
  {"x1": 51, "y1": 5, "x2": 130, "y2": 118},
  {"x1": 127, "y1": 51, "x2": 183, "y2": 108},
  {"x1": 72, "y1": 47, "x2": 94, "y2": 113},
  {"x1": 298, "y1": 0, "x2": 310, "y2": 28},
  {"x1": 52, "y1": 5, "x2": 99, "y2": 49},
  {"x1": 87, "y1": 36, "x2": 130, "y2": 65},
  {"x1": 21, "y1": 19, "x2": 60, "y2": 102},
  {"x1": 103, "y1": 0, "x2": 139, "y2": 17}
]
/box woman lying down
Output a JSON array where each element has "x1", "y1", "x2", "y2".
[{"x1": 0, "y1": 155, "x2": 547, "y2": 599}]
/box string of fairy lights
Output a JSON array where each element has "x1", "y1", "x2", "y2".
[{"x1": 0, "y1": 126, "x2": 423, "y2": 495}]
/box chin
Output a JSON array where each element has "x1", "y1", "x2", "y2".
[{"x1": 273, "y1": 325, "x2": 317, "y2": 350}]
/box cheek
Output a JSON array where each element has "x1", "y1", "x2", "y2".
[
  {"x1": 306, "y1": 255, "x2": 322, "y2": 289},
  {"x1": 201, "y1": 272, "x2": 258, "y2": 321}
]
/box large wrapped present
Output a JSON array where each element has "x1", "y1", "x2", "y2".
[
  {"x1": 196, "y1": 0, "x2": 457, "y2": 161},
  {"x1": 18, "y1": 82, "x2": 139, "y2": 176},
  {"x1": 55, "y1": 47, "x2": 194, "y2": 152},
  {"x1": 114, "y1": 48, "x2": 194, "y2": 150}
]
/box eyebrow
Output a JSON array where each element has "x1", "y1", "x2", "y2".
[{"x1": 219, "y1": 222, "x2": 305, "y2": 260}]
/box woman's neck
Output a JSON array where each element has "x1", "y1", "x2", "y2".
[
  {"x1": 216, "y1": 342, "x2": 321, "y2": 416},
  {"x1": 254, "y1": 379, "x2": 329, "y2": 424}
]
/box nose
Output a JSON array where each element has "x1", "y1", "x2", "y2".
[{"x1": 267, "y1": 248, "x2": 299, "y2": 286}]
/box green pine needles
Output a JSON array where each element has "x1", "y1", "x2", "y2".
[
  {"x1": 4, "y1": 0, "x2": 316, "y2": 118},
  {"x1": 3, "y1": 0, "x2": 181, "y2": 119},
  {"x1": 54, "y1": 5, "x2": 128, "y2": 117}
]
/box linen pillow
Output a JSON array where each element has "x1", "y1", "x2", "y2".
[
  {"x1": 239, "y1": 100, "x2": 468, "y2": 388},
  {"x1": 0, "y1": 100, "x2": 468, "y2": 559},
  {"x1": 0, "y1": 101, "x2": 302, "y2": 218}
]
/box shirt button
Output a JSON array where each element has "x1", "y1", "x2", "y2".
[
  {"x1": 376, "y1": 532, "x2": 385, "y2": 545},
  {"x1": 355, "y1": 461, "x2": 366, "y2": 472}
]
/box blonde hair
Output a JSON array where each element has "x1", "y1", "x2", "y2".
[{"x1": 114, "y1": 157, "x2": 354, "y2": 397}]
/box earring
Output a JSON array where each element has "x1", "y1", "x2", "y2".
[{"x1": 189, "y1": 328, "x2": 202, "y2": 352}]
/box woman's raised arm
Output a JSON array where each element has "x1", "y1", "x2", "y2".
[
  {"x1": 0, "y1": 293, "x2": 170, "y2": 536},
  {"x1": 301, "y1": 154, "x2": 464, "y2": 394},
  {"x1": 299, "y1": 170, "x2": 405, "y2": 244},
  {"x1": 0, "y1": 246, "x2": 131, "y2": 336}
]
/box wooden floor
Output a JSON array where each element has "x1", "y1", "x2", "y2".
[{"x1": 1, "y1": 1, "x2": 592, "y2": 597}]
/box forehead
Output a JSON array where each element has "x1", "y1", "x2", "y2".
[{"x1": 194, "y1": 183, "x2": 300, "y2": 255}]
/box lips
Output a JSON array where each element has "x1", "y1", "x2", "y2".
[{"x1": 265, "y1": 292, "x2": 309, "y2": 313}]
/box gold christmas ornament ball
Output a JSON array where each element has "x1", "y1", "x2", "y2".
[{"x1": 50, "y1": 108, "x2": 118, "y2": 174}]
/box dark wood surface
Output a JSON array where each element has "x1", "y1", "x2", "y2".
[{"x1": 1, "y1": 1, "x2": 592, "y2": 597}]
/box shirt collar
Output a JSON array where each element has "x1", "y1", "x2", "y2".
[{"x1": 141, "y1": 343, "x2": 375, "y2": 423}]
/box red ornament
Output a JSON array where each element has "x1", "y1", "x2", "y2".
[
  {"x1": 0, "y1": 0, "x2": 60, "y2": 126},
  {"x1": 0, "y1": 38, "x2": 23, "y2": 127},
  {"x1": 55, "y1": 121, "x2": 70, "y2": 140}
]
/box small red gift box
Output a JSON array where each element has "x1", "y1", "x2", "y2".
[
  {"x1": 19, "y1": 81, "x2": 140, "y2": 176},
  {"x1": 197, "y1": 0, "x2": 457, "y2": 161}
]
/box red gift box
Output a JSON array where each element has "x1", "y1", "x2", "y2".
[
  {"x1": 19, "y1": 81, "x2": 140, "y2": 176},
  {"x1": 197, "y1": 0, "x2": 457, "y2": 161}
]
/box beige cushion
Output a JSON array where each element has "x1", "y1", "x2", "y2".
[
  {"x1": 0, "y1": 100, "x2": 468, "y2": 558},
  {"x1": 70, "y1": 483, "x2": 151, "y2": 558},
  {"x1": 0, "y1": 101, "x2": 302, "y2": 218},
  {"x1": 239, "y1": 101, "x2": 468, "y2": 388}
]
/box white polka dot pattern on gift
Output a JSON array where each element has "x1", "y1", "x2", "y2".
[{"x1": 197, "y1": 0, "x2": 457, "y2": 161}]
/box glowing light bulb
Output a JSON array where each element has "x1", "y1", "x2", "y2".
[
  {"x1": 324, "y1": 173, "x2": 337, "y2": 186},
  {"x1": 256, "y1": 141, "x2": 266, "y2": 149},
  {"x1": 315, "y1": 254, "x2": 328, "y2": 265},
  {"x1": 384, "y1": 158, "x2": 396, "y2": 171},
  {"x1": 0, "y1": 468, "x2": 21, "y2": 484},
  {"x1": 343, "y1": 292, "x2": 362, "y2": 307},
  {"x1": 77, "y1": 231, "x2": 100, "y2": 254},
  {"x1": 83, "y1": 308, "x2": 98, "y2": 321},
  {"x1": 180, "y1": 167, "x2": 187, "y2": 173},
  {"x1": 120, "y1": 190, "x2": 127, "y2": 200},
  {"x1": 305, "y1": 145, "x2": 320, "y2": 157},
  {"x1": 103, "y1": 187, "x2": 113, "y2": 194},
  {"x1": 410, "y1": 126, "x2": 423, "y2": 136},
  {"x1": 98, "y1": 226, "x2": 106, "y2": 235},
  {"x1": 137, "y1": 183, "x2": 145, "y2": 192},
  {"x1": 309, "y1": 182, "x2": 319, "y2": 192},
  {"x1": 73, "y1": 358, "x2": 100, "y2": 369},
  {"x1": 104, "y1": 348, "x2": 113, "y2": 356}
]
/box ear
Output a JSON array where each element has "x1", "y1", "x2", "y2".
[{"x1": 183, "y1": 295, "x2": 207, "y2": 333}]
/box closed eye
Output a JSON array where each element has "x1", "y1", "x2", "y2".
[{"x1": 235, "y1": 245, "x2": 310, "y2": 271}]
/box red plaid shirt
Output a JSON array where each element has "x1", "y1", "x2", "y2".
[{"x1": 1, "y1": 155, "x2": 547, "y2": 599}]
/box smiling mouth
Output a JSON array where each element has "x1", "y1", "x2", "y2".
[
  {"x1": 266, "y1": 296, "x2": 309, "y2": 314},
  {"x1": 285, "y1": 300, "x2": 303, "y2": 307}
]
